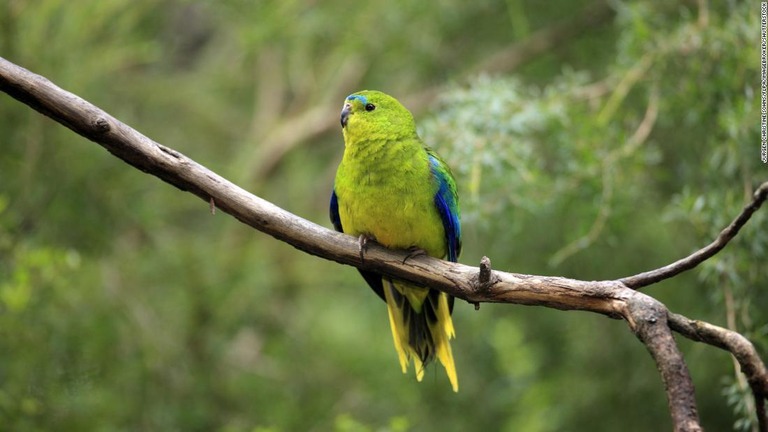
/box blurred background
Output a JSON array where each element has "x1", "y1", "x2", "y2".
[{"x1": 0, "y1": 0, "x2": 764, "y2": 430}]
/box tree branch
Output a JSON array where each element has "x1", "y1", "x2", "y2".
[
  {"x1": 621, "y1": 182, "x2": 768, "y2": 289},
  {"x1": 669, "y1": 313, "x2": 768, "y2": 430},
  {"x1": 3, "y1": 55, "x2": 765, "y2": 431}
]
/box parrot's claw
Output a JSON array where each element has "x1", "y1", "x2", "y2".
[
  {"x1": 358, "y1": 234, "x2": 374, "y2": 264},
  {"x1": 403, "y1": 246, "x2": 428, "y2": 264}
]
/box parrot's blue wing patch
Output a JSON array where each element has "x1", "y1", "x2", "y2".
[
  {"x1": 428, "y1": 154, "x2": 462, "y2": 263},
  {"x1": 329, "y1": 189, "x2": 343, "y2": 233}
]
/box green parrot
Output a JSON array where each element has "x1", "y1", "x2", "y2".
[{"x1": 330, "y1": 90, "x2": 461, "y2": 392}]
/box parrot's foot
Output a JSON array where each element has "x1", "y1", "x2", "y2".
[
  {"x1": 403, "y1": 246, "x2": 428, "y2": 264},
  {"x1": 358, "y1": 234, "x2": 374, "y2": 264}
]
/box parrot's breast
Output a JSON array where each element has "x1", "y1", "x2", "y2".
[{"x1": 335, "y1": 141, "x2": 447, "y2": 259}]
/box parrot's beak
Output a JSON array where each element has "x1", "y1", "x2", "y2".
[{"x1": 340, "y1": 103, "x2": 352, "y2": 128}]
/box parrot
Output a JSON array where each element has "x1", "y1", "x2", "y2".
[{"x1": 329, "y1": 90, "x2": 461, "y2": 392}]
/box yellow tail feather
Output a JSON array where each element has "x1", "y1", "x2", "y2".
[
  {"x1": 384, "y1": 288, "x2": 409, "y2": 373},
  {"x1": 433, "y1": 293, "x2": 458, "y2": 391},
  {"x1": 382, "y1": 278, "x2": 459, "y2": 392}
]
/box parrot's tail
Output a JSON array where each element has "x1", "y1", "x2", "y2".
[{"x1": 383, "y1": 278, "x2": 458, "y2": 392}]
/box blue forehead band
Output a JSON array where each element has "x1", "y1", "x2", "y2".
[{"x1": 346, "y1": 94, "x2": 368, "y2": 105}]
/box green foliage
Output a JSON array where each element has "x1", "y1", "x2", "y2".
[
  {"x1": 0, "y1": 0, "x2": 763, "y2": 431},
  {"x1": 423, "y1": 1, "x2": 764, "y2": 429}
]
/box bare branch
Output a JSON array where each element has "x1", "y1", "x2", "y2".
[
  {"x1": 669, "y1": 312, "x2": 768, "y2": 430},
  {"x1": 628, "y1": 300, "x2": 702, "y2": 432},
  {"x1": 621, "y1": 182, "x2": 768, "y2": 289},
  {"x1": 4, "y1": 55, "x2": 766, "y2": 432}
]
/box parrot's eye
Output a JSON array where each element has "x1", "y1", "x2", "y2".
[{"x1": 365, "y1": 103, "x2": 376, "y2": 112}]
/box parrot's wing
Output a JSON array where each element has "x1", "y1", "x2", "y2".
[
  {"x1": 330, "y1": 189, "x2": 387, "y2": 302},
  {"x1": 428, "y1": 152, "x2": 461, "y2": 314},
  {"x1": 428, "y1": 152, "x2": 462, "y2": 263},
  {"x1": 329, "y1": 189, "x2": 343, "y2": 232}
]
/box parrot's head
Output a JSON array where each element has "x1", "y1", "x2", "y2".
[{"x1": 340, "y1": 90, "x2": 417, "y2": 143}]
